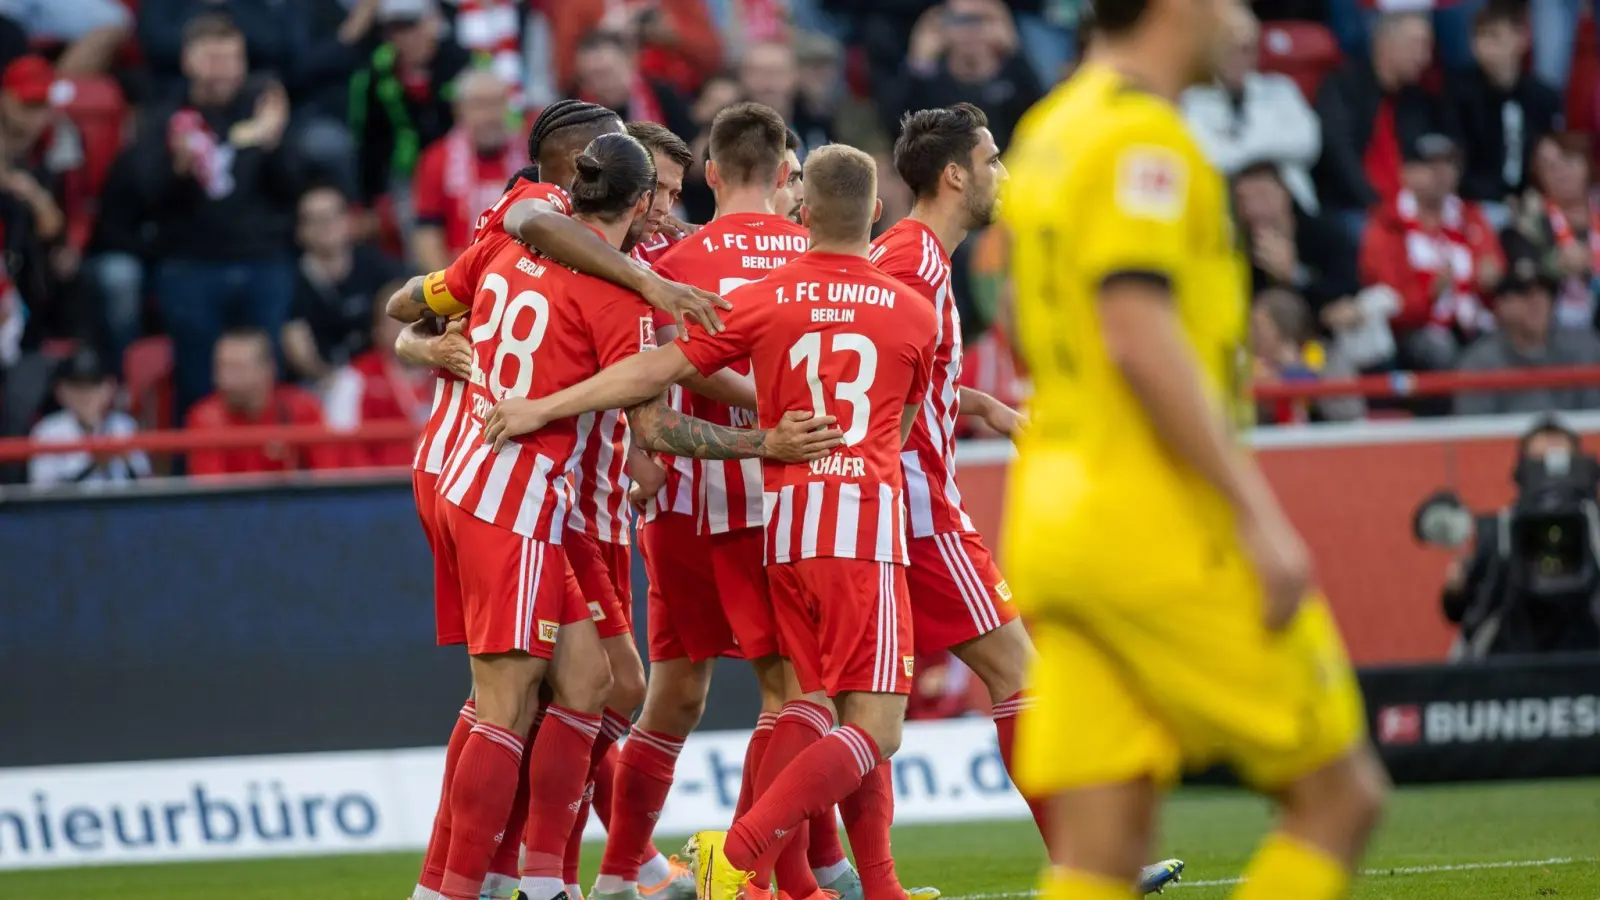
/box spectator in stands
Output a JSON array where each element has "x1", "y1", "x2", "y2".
[
  {"x1": 1456, "y1": 239, "x2": 1600, "y2": 416},
  {"x1": 139, "y1": 0, "x2": 298, "y2": 92},
  {"x1": 324, "y1": 285, "x2": 433, "y2": 467},
  {"x1": 133, "y1": 13, "x2": 304, "y2": 422},
  {"x1": 28, "y1": 348, "x2": 149, "y2": 487},
  {"x1": 410, "y1": 70, "x2": 524, "y2": 273},
  {"x1": 1183, "y1": 6, "x2": 1321, "y2": 213},
  {"x1": 1251, "y1": 287, "x2": 1365, "y2": 423},
  {"x1": 187, "y1": 327, "x2": 345, "y2": 475},
  {"x1": 1313, "y1": 12, "x2": 1442, "y2": 238},
  {"x1": 1449, "y1": 4, "x2": 1560, "y2": 231},
  {"x1": 1233, "y1": 162, "x2": 1370, "y2": 334},
  {"x1": 348, "y1": 0, "x2": 470, "y2": 223},
  {"x1": 547, "y1": 0, "x2": 723, "y2": 99},
  {"x1": 680, "y1": 70, "x2": 742, "y2": 223},
  {"x1": 1507, "y1": 132, "x2": 1600, "y2": 331},
  {"x1": 887, "y1": 0, "x2": 1044, "y2": 151},
  {"x1": 0, "y1": 0, "x2": 131, "y2": 76},
  {"x1": 88, "y1": 149, "x2": 152, "y2": 371},
  {"x1": 1529, "y1": 0, "x2": 1593, "y2": 93},
  {"x1": 1361, "y1": 132, "x2": 1504, "y2": 371},
  {"x1": 739, "y1": 39, "x2": 836, "y2": 156},
  {"x1": 283, "y1": 184, "x2": 407, "y2": 385},
  {"x1": 285, "y1": 0, "x2": 384, "y2": 198},
  {"x1": 573, "y1": 30, "x2": 696, "y2": 149}
]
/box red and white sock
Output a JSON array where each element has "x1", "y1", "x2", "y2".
[
  {"x1": 734, "y1": 711, "x2": 778, "y2": 819},
  {"x1": 726, "y1": 723, "x2": 874, "y2": 883},
  {"x1": 840, "y1": 761, "x2": 900, "y2": 900},
  {"x1": 597, "y1": 728, "x2": 685, "y2": 888},
  {"x1": 520, "y1": 706, "x2": 602, "y2": 900},
  {"x1": 752, "y1": 701, "x2": 832, "y2": 894},
  {"x1": 806, "y1": 804, "x2": 848, "y2": 881},
  {"x1": 993, "y1": 692, "x2": 1049, "y2": 847},
  {"x1": 562, "y1": 710, "x2": 632, "y2": 886},
  {"x1": 417, "y1": 700, "x2": 476, "y2": 896},
  {"x1": 440, "y1": 722, "x2": 526, "y2": 900},
  {"x1": 483, "y1": 757, "x2": 531, "y2": 899}
]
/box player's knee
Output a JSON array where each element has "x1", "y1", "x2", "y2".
[
  {"x1": 1340, "y1": 748, "x2": 1390, "y2": 836},
  {"x1": 554, "y1": 655, "x2": 614, "y2": 713},
  {"x1": 956, "y1": 621, "x2": 1033, "y2": 701},
  {"x1": 841, "y1": 695, "x2": 907, "y2": 759},
  {"x1": 609, "y1": 657, "x2": 648, "y2": 713}
]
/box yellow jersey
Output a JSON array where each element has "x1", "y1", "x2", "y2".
[{"x1": 1001, "y1": 63, "x2": 1253, "y2": 609}]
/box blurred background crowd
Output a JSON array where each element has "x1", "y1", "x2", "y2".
[{"x1": 8, "y1": 0, "x2": 1600, "y2": 485}]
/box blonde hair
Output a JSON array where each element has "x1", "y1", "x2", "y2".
[{"x1": 803, "y1": 144, "x2": 878, "y2": 244}]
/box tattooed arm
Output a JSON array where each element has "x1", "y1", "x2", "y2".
[
  {"x1": 626, "y1": 394, "x2": 772, "y2": 460},
  {"x1": 384, "y1": 275, "x2": 431, "y2": 323}
]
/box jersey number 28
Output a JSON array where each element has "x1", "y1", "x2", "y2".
[
  {"x1": 789, "y1": 331, "x2": 877, "y2": 445},
  {"x1": 472, "y1": 272, "x2": 549, "y2": 400}
]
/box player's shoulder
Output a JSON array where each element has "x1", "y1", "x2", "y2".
[{"x1": 1015, "y1": 66, "x2": 1201, "y2": 174}]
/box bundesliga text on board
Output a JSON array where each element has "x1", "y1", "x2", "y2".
[
  {"x1": 0, "y1": 719, "x2": 1028, "y2": 869},
  {"x1": 1377, "y1": 695, "x2": 1600, "y2": 746}
]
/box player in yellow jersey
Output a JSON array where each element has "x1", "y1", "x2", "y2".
[{"x1": 999, "y1": 0, "x2": 1390, "y2": 897}]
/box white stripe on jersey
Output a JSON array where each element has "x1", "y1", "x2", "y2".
[
  {"x1": 834, "y1": 483, "x2": 860, "y2": 557},
  {"x1": 772, "y1": 484, "x2": 795, "y2": 561},
  {"x1": 900, "y1": 450, "x2": 934, "y2": 536},
  {"x1": 800, "y1": 481, "x2": 824, "y2": 558}
]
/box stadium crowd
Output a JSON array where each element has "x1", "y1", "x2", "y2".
[{"x1": 9, "y1": 0, "x2": 1600, "y2": 487}]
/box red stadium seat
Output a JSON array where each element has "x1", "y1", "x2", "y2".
[
  {"x1": 1259, "y1": 21, "x2": 1342, "y2": 102},
  {"x1": 123, "y1": 336, "x2": 173, "y2": 431},
  {"x1": 56, "y1": 75, "x2": 129, "y2": 198}
]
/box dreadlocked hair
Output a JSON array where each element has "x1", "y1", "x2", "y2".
[{"x1": 527, "y1": 99, "x2": 621, "y2": 163}]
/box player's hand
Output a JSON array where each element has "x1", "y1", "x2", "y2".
[
  {"x1": 434, "y1": 319, "x2": 473, "y2": 381},
  {"x1": 484, "y1": 398, "x2": 550, "y2": 453},
  {"x1": 979, "y1": 400, "x2": 1028, "y2": 440},
  {"x1": 628, "y1": 457, "x2": 668, "y2": 510},
  {"x1": 1238, "y1": 513, "x2": 1313, "y2": 633},
  {"x1": 760, "y1": 410, "x2": 844, "y2": 462},
  {"x1": 641, "y1": 274, "x2": 731, "y2": 336},
  {"x1": 660, "y1": 213, "x2": 701, "y2": 240}
]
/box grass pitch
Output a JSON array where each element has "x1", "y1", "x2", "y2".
[{"x1": 2, "y1": 779, "x2": 1596, "y2": 900}]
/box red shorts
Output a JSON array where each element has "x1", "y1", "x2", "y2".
[
  {"x1": 906, "y1": 531, "x2": 1019, "y2": 654},
  {"x1": 441, "y1": 501, "x2": 589, "y2": 658},
  {"x1": 640, "y1": 513, "x2": 736, "y2": 662},
  {"x1": 564, "y1": 529, "x2": 633, "y2": 639},
  {"x1": 769, "y1": 558, "x2": 913, "y2": 696},
  {"x1": 413, "y1": 469, "x2": 465, "y2": 646},
  {"x1": 709, "y1": 528, "x2": 780, "y2": 660}
]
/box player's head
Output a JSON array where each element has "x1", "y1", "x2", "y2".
[
  {"x1": 1090, "y1": 0, "x2": 1238, "y2": 85},
  {"x1": 527, "y1": 99, "x2": 624, "y2": 190},
  {"x1": 213, "y1": 327, "x2": 276, "y2": 412},
  {"x1": 569, "y1": 132, "x2": 658, "y2": 253},
  {"x1": 626, "y1": 121, "x2": 692, "y2": 238},
  {"x1": 772, "y1": 127, "x2": 805, "y2": 224},
  {"x1": 705, "y1": 101, "x2": 790, "y2": 198},
  {"x1": 894, "y1": 102, "x2": 1005, "y2": 230},
  {"x1": 800, "y1": 144, "x2": 881, "y2": 247}
]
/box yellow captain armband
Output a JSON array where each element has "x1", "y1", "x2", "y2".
[{"x1": 422, "y1": 270, "x2": 469, "y2": 317}]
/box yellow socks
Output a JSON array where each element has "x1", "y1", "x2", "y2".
[
  {"x1": 1040, "y1": 866, "x2": 1136, "y2": 900},
  {"x1": 1231, "y1": 832, "x2": 1351, "y2": 900}
]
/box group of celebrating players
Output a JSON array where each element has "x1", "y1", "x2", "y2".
[
  {"x1": 385, "y1": 90, "x2": 1181, "y2": 900},
  {"x1": 385, "y1": 0, "x2": 1399, "y2": 893}
]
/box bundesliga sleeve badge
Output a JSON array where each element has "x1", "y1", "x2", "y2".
[{"x1": 1114, "y1": 145, "x2": 1187, "y2": 222}]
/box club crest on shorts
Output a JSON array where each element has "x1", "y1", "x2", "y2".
[
  {"x1": 639, "y1": 317, "x2": 658, "y2": 351},
  {"x1": 995, "y1": 580, "x2": 1013, "y2": 602},
  {"x1": 589, "y1": 601, "x2": 606, "y2": 622},
  {"x1": 538, "y1": 619, "x2": 559, "y2": 643},
  {"x1": 903, "y1": 656, "x2": 915, "y2": 677}
]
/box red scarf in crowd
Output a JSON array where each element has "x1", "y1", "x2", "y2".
[
  {"x1": 1546, "y1": 195, "x2": 1600, "y2": 274},
  {"x1": 443, "y1": 126, "x2": 527, "y2": 250},
  {"x1": 456, "y1": 0, "x2": 526, "y2": 108},
  {"x1": 1395, "y1": 189, "x2": 1485, "y2": 333},
  {"x1": 169, "y1": 108, "x2": 234, "y2": 198}
]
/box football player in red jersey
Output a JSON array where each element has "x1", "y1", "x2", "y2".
[
  {"x1": 483, "y1": 144, "x2": 941, "y2": 900},
  {"x1": 625, "y1": 122, "x2": 694, "y2": 266},
  {"x1": 389, "y1": 134, "x2": 841, "y2": 900}
]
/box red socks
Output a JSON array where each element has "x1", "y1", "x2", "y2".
[
  {"x1": 725, "y1": 725, "x2": 879, "y2": 878},
  {"x1": 487, "y1": 759, "x2": 532, "y2": 883},
  {"x1": 440, "y1": 722, "x2": 526, "y2": 900},
  {"x1": 839, "y1": 761, "x2": 899, "y2": 900},
  {"x1": 419, "y1": 699, "x2": 477, "y2": 893},
  {"x1": 994, "y1": 692, "x2": 1049, "y2": 849},
  {"x1": 562, "y1": 710, "x2": 633, "y2": 885},
  {"x1": 807, "y1": 805, "x2": 847, "y2": 872},
  {"x1": 522, "y1": 706, "x2": 602, "y2": 881},
  {"x1": 735, "y1": 711, "x2": 778, "y2": 819},
  {"x1": 750, "y1": 701, "x2": 832, "y2": 894},
  {"x1": 600, "y1": 728, "x2": 685, "y2": 880},
  {"x1": 593, "y1": 740, "x2": 620, "y2": 832}
]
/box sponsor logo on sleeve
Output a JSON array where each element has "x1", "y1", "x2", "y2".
[
  {"x1": 640, "y1": 317, "x2": 658, "y2": 351},
  {"x1": 1114, "y1": 146, "x2": 1187, "y2": 222}
]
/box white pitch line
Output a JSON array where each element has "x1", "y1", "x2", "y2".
[{"x1": 943, "y1": 855, "x2": 1599, "y2": 897}]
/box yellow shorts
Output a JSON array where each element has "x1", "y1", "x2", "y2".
[{"x1": 1010, "y1": 551, "x2": 1368, "y2": 795}]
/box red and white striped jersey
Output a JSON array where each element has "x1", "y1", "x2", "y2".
[
  {"x1": 424, "y1": 230, "x2": 659, "y2": 543},
  {"x1": 631, "y1": 227, "x2": 684, "y2": 266},
  {"x1": 566, "y1": 407, "x2": 633, "y2": 544},
  {"x1": 654, "y1": 213, "x2": 810, "y2": 534},
  {"x1": 677, "y1": 251, "x2": 938, "y2": 564},
  {"x1": 636, "y1": 381, "x2": 697, "y2": 524},
  {"x1": 869, "y1": 219, "x2": 975, "y2": 536},
  {"x1": 414, "y1": 179, "x2": 573, "y2": 474}
]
